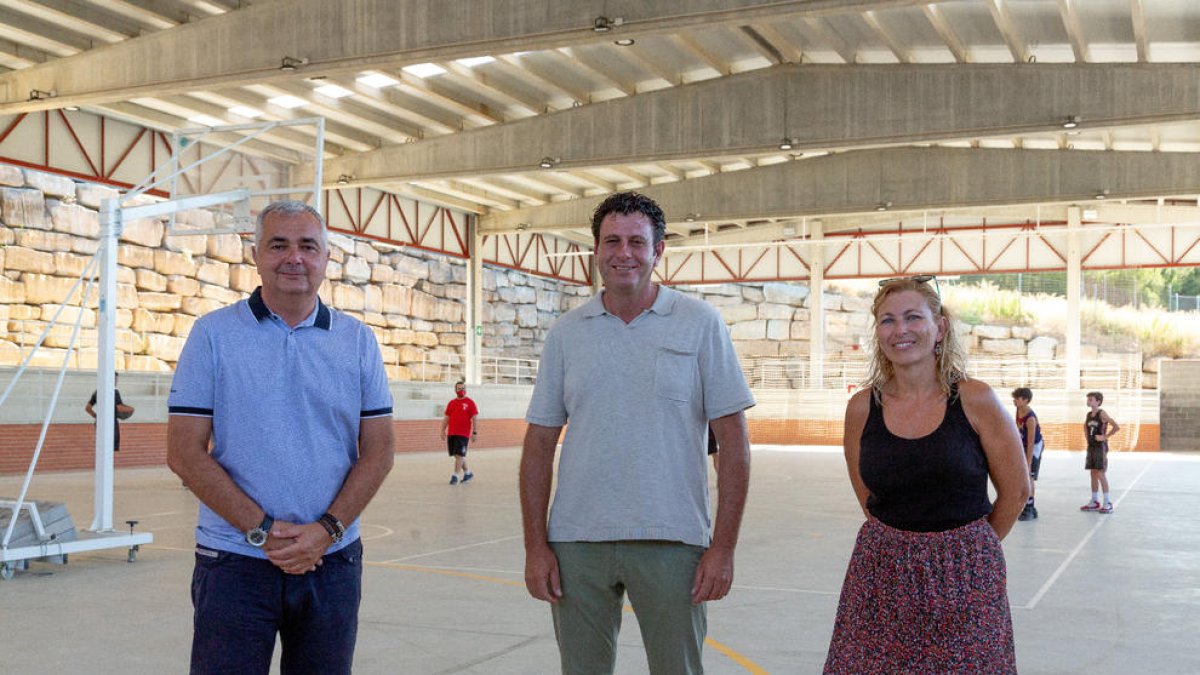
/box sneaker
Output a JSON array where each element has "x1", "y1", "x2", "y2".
[
  {"x1": 1031, "y1": 505, "x2": 1039, "y2": 519},
  {"x1": 1080, "y1": 500, "x2": 1101, "y2": 511},
  {"x1": 449, "y1": 475, "x2": 459, "y2": 485},
  {"x1": 462, "y1": 471, "x2": 474, "y2": 483},
  {"x1": 1018, "y1": 505, "x2": 1033, "y2": 521},
  {"x1": 1099, "y1": 502, "x2": 1114, "y2": 514}
]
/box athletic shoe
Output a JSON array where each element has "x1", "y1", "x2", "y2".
[
  {"x1": 1031, "y1": 505, "x2": 1039, "y2": 519},
  {"x1": 1080, "y1": 500, "x2": 1101, "y2": 511},
  {"x1": 1018, "y1": 505, "x2": 1033, "y2": 521},
  {"x1": 462, "y1": 471, "x2": 474, "y2": 483},
  {"x1": 449, "y1": 475, "x2": 459, "y2": 485},
  {"x1": 1099, "y1": 502, "x2": 1114, "y2": 514}
]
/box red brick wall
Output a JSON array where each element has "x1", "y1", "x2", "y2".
[
  {"x1": 0, "y1": 418, "x2": 1160, "y2": 475},
  {"x1": 0, "y1": 419, "x2": 531, "y2": 475}
]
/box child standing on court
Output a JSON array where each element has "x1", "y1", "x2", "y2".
[
  {"x1": 1013, "y1": 387, "x2": 1043, "y2": 521},
  {"x1": 1080, "y1": 391, "x2": 1120, "y2": 514}
]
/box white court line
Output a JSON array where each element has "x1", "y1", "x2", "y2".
[
  {"x1": 380, "y1": 534, "x2": 522, "y2": 564},
  {"x1": 735, "y1": 583, "x2": 839, "y2": 596},
  {"x1": 1022, "y1": 462, "x2": 1152, "y2": 610}
]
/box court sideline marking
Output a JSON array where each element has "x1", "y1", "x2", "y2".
[{"x1": 1023, "y1": 461, "x2": 1151, "y2": 610}]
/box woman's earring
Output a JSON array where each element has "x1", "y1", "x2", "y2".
[{"x1": 934, "y1": 341, "x2": 944, "y2": 356}]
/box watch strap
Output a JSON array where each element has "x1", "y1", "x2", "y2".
[
  {"x1": 258, "y1": 514, "x2": 274, "y2": 533},
  {"x1": 318, "y1": 513, "x2": 345, "y2": 543}
]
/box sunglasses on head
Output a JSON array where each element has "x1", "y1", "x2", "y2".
[{"x1": 878, "y1": 274, "x2": 940, "y2": 298}]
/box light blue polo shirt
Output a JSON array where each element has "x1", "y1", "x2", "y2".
[
  {"x1": 526, "y1": 286, "x2": 755, "y2": 547},
  {"x1": 169, "y1": 287, "x2": 393, "y2": 558}
]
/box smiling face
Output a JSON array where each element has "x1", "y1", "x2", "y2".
[
  {"x1": 874, "y1": 289, "x2": 947, "y2": 368},
  {"x1": 253, "y1": 210, "x2": 329, "y2": 303},
  {"x1": 595, "y1": 211, "x2": 664, "y2": 296}
]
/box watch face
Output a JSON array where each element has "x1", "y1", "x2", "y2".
[{"x1": 246, "y1": 528, "x2": 267, "y2": 547}]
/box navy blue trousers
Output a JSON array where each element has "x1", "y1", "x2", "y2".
[{"x1": 189, "y1": 539, "x2": 363, "y2": 675}]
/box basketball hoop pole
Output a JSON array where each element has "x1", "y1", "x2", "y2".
[{"x1": 90, "y1": 189, "x2": 251, "y2": 531}]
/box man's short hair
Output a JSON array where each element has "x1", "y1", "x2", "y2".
[
  {"x1": 591, "y1": 192, "x2": 667, "y2": 245},
  {"x1": 255, "y1": 200, "x2": 327, "y2": 250},
  {"x1": 1087, "y1": 391, "x2": 1104, "y2": 404},
  {"x1": 1012, "y1": 387, "x2": 1032, "y2": 401}
]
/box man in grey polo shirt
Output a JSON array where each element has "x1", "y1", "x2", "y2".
[
  {"x1": 167, "y1": 200, "x2": 394, "y2": 675},
  {"x1": 521, "y1": 191, "x2": 754, "y2": 674}
]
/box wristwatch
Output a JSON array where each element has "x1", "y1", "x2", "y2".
[
  {"x1": 318, "y1": 513, "x2": 346, "y2": 544},
  {"x1": 245, "y1": 514, "x2": 274, "y2": 547}
]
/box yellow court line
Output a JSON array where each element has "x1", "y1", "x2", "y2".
[{"x1": 368, "y1": 561, "x2": 770, "y2": 674}]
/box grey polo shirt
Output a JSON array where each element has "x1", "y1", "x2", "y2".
[
  {"x1": 168, "y1": 287, "x2": 393, "y2": 558},
  {"x1": 526, "y1": 285, "x2": 754, "y2": 547}
]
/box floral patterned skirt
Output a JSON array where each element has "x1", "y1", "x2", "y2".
[{"x1": 824, "y1": 516, "x2": 1017, "y2": 674}]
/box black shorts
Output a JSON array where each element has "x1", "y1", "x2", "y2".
[
  {"x1": 447, "y1": 435, "x2": 469, "y2": 457},
  {"x1": 1085, "y1": 444, "x2": 1108, "y2": 471}
]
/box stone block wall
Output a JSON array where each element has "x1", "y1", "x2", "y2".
[
  {"x1": 0, "y1": 166, "x2": 1168, "y2": 388},
  {"x1": 0, "y1": 167, "x2": 587, "y2": 382},
  {"x1": 1159, "y1": 360, "x2": 1200, "y2": 450}
]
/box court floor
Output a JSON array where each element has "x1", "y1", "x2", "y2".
[{"x1": 1, "y1": 447, "x2": 1198, "y2": 674}]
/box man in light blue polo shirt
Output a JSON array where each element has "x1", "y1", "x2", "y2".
[
  {"x1": 521, "y1": 191, "x2": 755, "y2": 674},
  {"x1": 167, "y1": 200, "x2": 394, "y2": 675}
]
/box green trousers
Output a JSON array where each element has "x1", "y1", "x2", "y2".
[{"x1": 549, "y1": 541, "x2": 707, "y2": 675}]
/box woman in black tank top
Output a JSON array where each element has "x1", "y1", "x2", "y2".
[{"x1": 824, "y1": 276, "x2": 1030, "y2": 675}]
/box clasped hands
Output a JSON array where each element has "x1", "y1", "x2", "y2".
[{"x1": 263, "y1": 520, "x2": 333, "y2": 575}]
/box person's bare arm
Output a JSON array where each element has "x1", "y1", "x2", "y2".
[
  {"x1": 1023, "y1": 416, "x2": 1038, "y2": 466},
  {"x1": 843, "y1": 389, "x2": 872, "y2": 517},
  {"x1": 691, "y1": 411, "x2": 750, "y2": 604},
  {"x1": 440, "y1": 414, "x2": 449, "y2": 440},
  {"x1": 1100, "y1": 411, "x2": 1120, "y2": 441},
  {"x1": 269, "y1": 416, "x2": 395, "y2": 574},
  {"x1": 520, "y1": 423, "x2": 563, "y2": 603},
  {"x1": 961, "y1": 380, "x2": 1030, "y2": 540}
]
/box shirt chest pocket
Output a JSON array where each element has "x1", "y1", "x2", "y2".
[{"x1": 655, "y1": 347, "x2": 699, "y2": 402}]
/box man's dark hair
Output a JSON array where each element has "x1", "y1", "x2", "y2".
[
  {"x1": 1012, "y1": 387, "x2": 1032, "y2": 401},
  {"x1": 591, "y1": 192, "x2": 667, "y2": 245},
  {"x1": 1087, "y1": 391, "x2": 1104, "y2": 404}
]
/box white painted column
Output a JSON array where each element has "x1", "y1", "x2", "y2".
[
  {"x1": 1066, "y1": 206, "x2": 1082, "y2": 390},
  {"x1": 464, "y1": 216, "x2": 483, "y2": 385},
  {"x1": 91, "y1": 199, "x2": 119, "y2": 532},
  {"x1": 808, "y1": 221, "x2": 825, "y2": 389}
]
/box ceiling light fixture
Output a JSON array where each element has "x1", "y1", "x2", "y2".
[
  {"x1": 64, "y1": 104, "x2": 80, "y2": 112},
  {"x1": 402, "y1": 62, "x2": 447, "y2": 78},
  {"x1": 593, "y1": 16, "x2": 614, "y2": 32},
  {"x1": 1095, "y1": 189, "x2": 1109, "y2": 200},
  {"x1": 614, "y1": 38, "x2": 635, "y2": 46},
  {"x1": 268, "y1": 95, "x2": 307, "y2": 109},
  {"x1": 228, "y1": 105, "x2": 263, "y2": 119},
  {"x1": 516, "y1": 222, "x2": 531, "y2": 231},
  {"x1": 684, "y1": 213, "x2": 698, "y2": 222},
  {"x1": 456, "y1": 56, "x2": 495, "y2": 68},
  {"x1": 357, "y1": 72, "x2": 400, "y2": 88},
  {"x1": 538, "y1": 157, "x2": 559, "y2": 169},
  {"x1": 28, "y1": 89, "x2": 56, "y2": 101},
  {"x1": 337, "y1": 174, "x2": 355, "y2": 185},
  {"x1": 876, "y1": 201, "x2": 892, "y2": 212},
  {"x1": 280, "y1": 56, "x2": 308, "y2": 71},
  {"x1": 1062, "y1": 115, "x2": 1080, "y2": 129},
  {"x1": 779, "y1": 137, "x2": 796, "y2": 151},
  {"x1": 314, "y1": 83, "x2": 354, "y2": 98}
]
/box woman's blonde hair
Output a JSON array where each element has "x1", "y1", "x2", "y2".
[{"x1": 862, "y1": 277, "x2": 967, "y2": 399}]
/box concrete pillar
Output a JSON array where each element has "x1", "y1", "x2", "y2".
[
  {"x1": 464, "y1": 216, "x2": 483, "y2": 385},
  {"x1": 1066, "y1": 206, "x2": 1082, "y2": 390},
  {"x1": 808, "y1": 221, "x2": 825, "y2": 388}
]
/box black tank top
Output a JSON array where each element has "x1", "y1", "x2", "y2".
[{"x1": 859, "y1": 385, "x2": 993, "y2": 532}]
